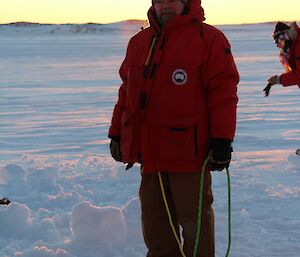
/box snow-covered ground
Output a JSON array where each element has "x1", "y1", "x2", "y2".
[{"x1": 0, "y1": 21, "x2": 300, "y2": 257}]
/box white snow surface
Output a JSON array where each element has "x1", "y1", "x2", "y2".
[{"x1": 1, "y1": 21, "x2": 300, "y2": 257}]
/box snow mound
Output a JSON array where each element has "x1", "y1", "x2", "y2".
[
  {"x1": 70, "y1": 201, "x2": 126, "y2": 247},
  {"x1": 0, "y1": 164, "x2": 26, "y2": 184},
  {"x1": 0, "y1": 202, "x2": 32, "y2": 238}
]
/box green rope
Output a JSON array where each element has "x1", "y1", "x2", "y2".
[
  {"x1": 193, "y1": 155, "x2": 210, "y2": 257},
  {"x1": 225, "y1": 167, "x2": 231, "y2": 257},
  {"x1": 193, "y1": 157, "x2": 232, "y2": 257},
  {"x1": 158, "y1": 153, "x2": 232, "y2": 257}
]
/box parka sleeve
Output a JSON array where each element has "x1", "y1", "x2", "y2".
[
  {"x1": 108, "y1": 54, "x2": 128, "y2": 138},
  {"x1": 202, "y1": 29, "x2": 239, "y2": 140},
  {"x1": 280, "y1": 41, "x2": 300, "y2": 87}
]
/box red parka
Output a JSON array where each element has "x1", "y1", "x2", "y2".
[
  {"x1": 281, "y1": 27, "x2": 300, "y2": 87},
  {"x1": 108, "y1": 0, "x2": 239, "y2": 173}
]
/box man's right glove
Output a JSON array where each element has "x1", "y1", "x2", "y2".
[
  {"x1": 209, "y1": 138, "x2": 232, "y2": 171},
  {"x1": 109, "y1": 136, "x2": 122, "y2": 162}
]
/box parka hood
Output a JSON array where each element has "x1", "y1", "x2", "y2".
[{"x1": 148, "y1": 0, "x2": 205, "y2": 35}]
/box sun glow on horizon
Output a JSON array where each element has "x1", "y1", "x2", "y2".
[{"x1": 0, "y1": 0, "x2": 300, "y2": 25}]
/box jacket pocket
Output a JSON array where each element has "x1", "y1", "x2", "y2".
[
  {"x1": 158, "y1": 118, "x2": 198, "y2": 162},
  {"x1": 120, "y1": 112, "x2": 139, "y2": 162}
]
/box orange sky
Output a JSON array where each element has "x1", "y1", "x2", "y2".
[{"x1": 0, "y1": 0, "x2": 299, "y2": 25}]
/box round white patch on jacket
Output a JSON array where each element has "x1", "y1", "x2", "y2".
[{"x1": 172, "y1": 69, "x2": 187, "y2": 85}]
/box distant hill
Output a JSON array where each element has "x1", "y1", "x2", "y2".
[
  {"x1": 0, "y1": 20, "x2": 149, "y2": 35},
  {"x1": 1, "y1": 20, "x2": 297, "y2": 36},
  {"x1": 0, "y1": 20, "x2": 281, "y2": 27}
]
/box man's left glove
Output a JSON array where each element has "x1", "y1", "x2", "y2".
[
  {"x1": 109, "y1": 136, "x2": 122, "y2": 162},
  {"x1": 209, "y1": 138, "x2": 232, "y2": 171}
]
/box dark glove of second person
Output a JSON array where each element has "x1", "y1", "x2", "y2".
[
  {"x1": 263, "y1": 82, "x2": 272, "y2": 97},
  {"x1": 110, "y1": 136, "x2": 122, "y2": 162},
  {"x1": 209, "y1": 138, "x2": 232, "y2": 171}
]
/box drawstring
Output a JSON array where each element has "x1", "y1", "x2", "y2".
[
  {"x1": 158, "y1": 172, "x2": 187, "y2": 257},
  {"x1": 158, "y1": 155, "x2": 232, "y2": 257},
  {"x1": 145, "y1": 36, "x2": 158, "y2": 67}
]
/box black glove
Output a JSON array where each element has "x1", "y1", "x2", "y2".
[
  {"x1": 109, "y1": 136, "x2": 122, "y2": 162},
  {"x1": 263, "y1": 82, "x2": 272, "y2": 97},
  {"x1": 209, "y1": 138, "x2": 232, "y2": 171}
]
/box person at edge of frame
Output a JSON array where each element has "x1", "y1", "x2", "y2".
[{"x1": 264, "y1": 21, "x2": 300, "y2": 97}]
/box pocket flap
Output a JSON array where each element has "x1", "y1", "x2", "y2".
[{"x1": 159, "y1": 116, "x2": 198, "y2": 128}]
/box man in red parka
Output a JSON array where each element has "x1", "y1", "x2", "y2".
[
  {"x1": 108, "y1": 0, "x2": 239, "y2": 256},
  {"x1": 264, "y1": 22, "x2": 300, "y2": 96}
]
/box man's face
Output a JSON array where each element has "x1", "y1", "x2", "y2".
[{"x1": 154, "y1": 0, "x2": 186, "y2": 25}]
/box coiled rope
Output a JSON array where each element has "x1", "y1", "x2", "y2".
[{"x1": 158, "y1": 155, "x2": 232, "y2": 257}]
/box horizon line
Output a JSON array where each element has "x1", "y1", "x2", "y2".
[{"x1": 0, "y1": 19, "x2": 294, "y2": 27}]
